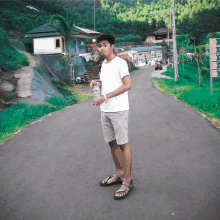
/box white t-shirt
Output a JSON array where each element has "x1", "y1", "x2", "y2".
[{"x1": 100, "y1": 56, "x2": 130, "y2": 112}]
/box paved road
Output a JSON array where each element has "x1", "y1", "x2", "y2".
[{"x1": 1, "y1": 66, "x2": 220, "y2": 220}]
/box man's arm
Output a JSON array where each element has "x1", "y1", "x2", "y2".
[{"x1": 106, "y1": 75, "x2": 131, "y2": 99}]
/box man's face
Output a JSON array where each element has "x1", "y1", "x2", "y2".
[{"x1": 97, "y1": 40, "x2": 114, "y2": 58}]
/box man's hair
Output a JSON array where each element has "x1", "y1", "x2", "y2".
[{"x1": 96, "y1": 34, "x2": 115, "y2": 46}]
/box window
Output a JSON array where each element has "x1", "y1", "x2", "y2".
[{"x1": 55, "y1": 39, "x2": 60, "y2": 48}]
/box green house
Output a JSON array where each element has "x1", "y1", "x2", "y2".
[{"x1": 25, "y1": 22, "x2": 101, "y2": 55}]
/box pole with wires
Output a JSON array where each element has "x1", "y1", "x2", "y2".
[{"x1": 94, "y1": 0, "x2": 96, "y2": 31}]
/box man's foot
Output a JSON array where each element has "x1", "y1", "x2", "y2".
[
  {"x1": 114, "y1": 179, "x2": 133, "y2": 200},
  {"x1": 99, "y1": 173, "x2": 125, "y2": 186}
]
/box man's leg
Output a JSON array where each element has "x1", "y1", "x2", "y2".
[
  {"x1": 115, "y1": 142, "x2": 132, "y2": 197},
  {"x1": 102, "y1": 139, "x2": 125, "y2": 184}
]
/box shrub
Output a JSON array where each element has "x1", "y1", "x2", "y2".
[{"x1": 0, "y1": 28, "x2": 29, "y2": 70}]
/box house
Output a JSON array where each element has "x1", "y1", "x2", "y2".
[
  {"x1": 131, "y1": 46, "x2": 164, "y2": 66},
  {"x1": 146, "y1": 28, "x2": 173, "y2": 44},
  {"x1": 25, "y1": 22, "x2": 102, "y2": 56},
  {"x1": 145, "y1": 34, "x2": 156, "y2": 43}
]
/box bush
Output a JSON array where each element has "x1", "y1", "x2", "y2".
[{"x1": 0, "y1": 28, "x2": 29, "y2": 70}]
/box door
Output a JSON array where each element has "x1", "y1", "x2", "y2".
[{"x1": 62, "y1": 37, "x2": 65, "y2": 53}]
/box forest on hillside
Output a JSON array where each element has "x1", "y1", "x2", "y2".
[{"x1": 0, "y1": 0, "x2": 219, "y2": 38}]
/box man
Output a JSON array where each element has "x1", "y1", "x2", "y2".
[{"x1": 90, "y1": 35, "x2": 133, "y2": 200}]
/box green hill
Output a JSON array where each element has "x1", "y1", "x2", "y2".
[{"x1": 0, "y1": 0, "x2": 219, "y2": 38}]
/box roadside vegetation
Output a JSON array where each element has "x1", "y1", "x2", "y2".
[
  {"x1": 130, "y1": 67, "x2": 140, "y2": 73},
  {"x1": 0, "y1": 28, "x2": 29, "y2": 70},
  {"x1": 152, "y1": 62, "x2": 220, "y2": 129},
  {"x1": 0, "y1": 90, "x2": 93, "y2": 144},
  {"x1": 152, "y1": 29, "x2": 220, "y2": 129}
]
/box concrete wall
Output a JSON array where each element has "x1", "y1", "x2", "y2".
[{"x1": 34, "y1": 37, "x2": 63, "y2": 54}]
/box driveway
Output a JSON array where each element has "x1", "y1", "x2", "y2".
[{"x1": 0, "y1": 66, "x2": 220, "y2": 220}]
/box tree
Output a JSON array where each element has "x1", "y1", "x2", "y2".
[
  {"x1": 150, "y1": 18, "x2": 157, "y2": 34},
  {"x1": 194, "y1": 45, "x2": 206, "y2": 87},
  {"x1": 184, "y1": 19, "x2": 206, "y2": 87},
  {"x1": 176, "y1": 34, "x2": 189, "y2": 49},
  {"x1": 157, "y1": 19, "x2": 166, "y2": 28},
  {"x1": 49, "y1": 14, "x2": 76, "y2": 87},
  {"x1": 185, "y1": 19, "x2": 206, "y2": 47},
  {"x1": 178, "y1": 49, "x2": 187, "y2": 72}
]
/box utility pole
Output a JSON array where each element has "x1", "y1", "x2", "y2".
[
  {"x1": 172, "y1": 0, "x2": 178, "y2": 82},
  {"x1": 94, "y1": 0, "x2": 96, "y2": 31},
  {"x1": 166, "y1": 13, "x2": 172, "y2": 66}
]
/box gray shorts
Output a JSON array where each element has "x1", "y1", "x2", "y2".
[{"x1": 101, "y1": 110, "x2": 129, "y2": 145}]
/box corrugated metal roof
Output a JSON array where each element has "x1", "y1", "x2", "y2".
[
  {"x1": 74, "y1": 26, "x2": 101, "y2": 34},
  {"x1": 131, "y1": 46, "x2": 162, "y2": 52},
  {"x1": 26, "y1": 32, "x2": 61, "y2": 38},
  {"x1": 27, "y1": 23, "x2": 56, "y2": 34},
  {"x1": 73, "y1": 35, "x2": 94, "y2": 39},
  {"x1": 25, "y1": 22, "x2": 101, "y2": 38},
  {"x1": 153, "y1": 28, "x2": 172, "y2": 35}
]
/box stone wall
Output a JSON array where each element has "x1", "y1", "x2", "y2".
[{"x1": 85, "y1": 65, "x2": 100, "y2": 83}]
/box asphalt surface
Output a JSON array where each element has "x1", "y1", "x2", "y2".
[{"x1": 1, "y1": 66, "x2": 220, "y2": 220}]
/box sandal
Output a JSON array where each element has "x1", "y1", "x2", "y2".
[
  {"x1": 114, "y1": 180, "x2": 133, "y2": 200},
  {"x1": 99, "y1": 173, "x2": 125, "y2": 186}
]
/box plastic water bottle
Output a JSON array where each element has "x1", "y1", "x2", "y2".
[{"x1": 93, "y1": 82, "x2": 101, "y2": 100}]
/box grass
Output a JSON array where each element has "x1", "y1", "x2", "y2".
[
  {"x1": 0, "y1": 90, "x2": 93, "y2": 144},
  {"x1": 130, "y1": 67, "x2": 140, "y2": 72},
  {"x1": 61, "y1": 85, "x2": 94, "y2": 101},
  {"x1": 152, "y1": 63, "x2": 220, "y2": 128}
]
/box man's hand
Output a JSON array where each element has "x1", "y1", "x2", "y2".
[
  {"x1": 93, "y1": 95, "x2": 107, "y2": 106},
  {"x1": 90, "y1": 80, "x2": 96, "y2": 89},
  {"x1": 90, "y1": 80, "x2": 101, "y2": 89}
]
